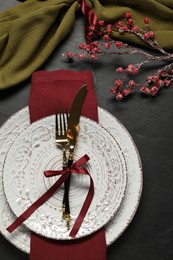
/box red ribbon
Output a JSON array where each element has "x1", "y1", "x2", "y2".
[
  {"x1": 78, "y1": 0, "x2": 99, "y2": 43},
  {"x1": 7, "y1": 154, "x2": 94, "y2": 238}
]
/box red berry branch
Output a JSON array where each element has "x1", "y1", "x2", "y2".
[{"x1": 63, "y1": 12, "x2": 173, "y2": 101}]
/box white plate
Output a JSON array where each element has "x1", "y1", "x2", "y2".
[
  {"x1": 3, "y1": 115, "x2": 127, "y2": 240},
  {"x1": 0, "y1": 107, "x2": 142, "y2": 252}
]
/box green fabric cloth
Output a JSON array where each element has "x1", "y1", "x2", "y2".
[{"x1": 0, "y1": 0, "x2": 173, "y2": 89}]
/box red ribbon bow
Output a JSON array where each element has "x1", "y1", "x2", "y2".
[{"x1": 7, "y1": 154, "x2": 94, "y2": 238}]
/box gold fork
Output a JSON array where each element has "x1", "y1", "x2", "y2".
[{"x1": 55, "y1": 110, "x2": 69, "y2": 223}]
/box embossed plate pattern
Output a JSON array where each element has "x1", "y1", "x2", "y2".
[
  {"x1": 3, "y1": 116, "x2": 127, "y2": 240},
  {"x1": 0, "y1": 107, "x2": 142, "y2": 252}
]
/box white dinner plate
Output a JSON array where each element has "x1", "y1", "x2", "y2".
[
  {"x1": 3, "y1": 116, "x2": 127, "y2": 240},
  {"x1": 0, "y1": 107, "x2": 142, "y2": 252}
]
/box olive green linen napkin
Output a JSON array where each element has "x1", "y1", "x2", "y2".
[{"x1": 0, "y1": 0, "x2": 173, "y2": 90}]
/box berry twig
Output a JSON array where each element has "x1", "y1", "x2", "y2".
[{"x1": 63, "y1": 12, "x2": 173, "y2": 100}]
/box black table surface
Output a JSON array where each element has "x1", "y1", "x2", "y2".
[{"x1": 0, "y1": 1, "x2": 173, "y2": 260}]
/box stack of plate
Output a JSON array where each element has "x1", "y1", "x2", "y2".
[{"x1": 0, "y1": 107, "x2": 142, "y2": 253}]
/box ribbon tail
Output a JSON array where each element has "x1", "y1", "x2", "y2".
[
  {"x1": 69, "y1": 171, "x2": 94, "y2": 238},
  {"x1": 7, "y1": 172, "x2": 70, "y2": 233}
]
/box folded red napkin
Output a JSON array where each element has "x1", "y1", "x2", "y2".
[
  {"x1": 28, "y1": 70, "x2": 107, "y2": 260},
  {"x1": 29, "y1": 70, "x2": 98, "y2": 123}
]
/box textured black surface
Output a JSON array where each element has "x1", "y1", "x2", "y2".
[{"x1": 0, "y1": 1, "x2": 173, "y2": 259}]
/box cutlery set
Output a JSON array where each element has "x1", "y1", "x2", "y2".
[{"x1": 56, "y1": 84, "x2": 87, "y2": 228}]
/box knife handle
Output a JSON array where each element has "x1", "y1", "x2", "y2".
[{"x1": 63, "y1": 159, "x2": 73, "y2": 229}]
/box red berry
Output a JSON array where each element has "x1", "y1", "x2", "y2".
[
  {"x1": 106, "y1": 24, "x2": 113, "y2": 34},
  {"x1": 78, "y1": 53, "x2": 85, "y2": 59},
  {"x1": 125, "y1": 68, "x2": 130, "y2": 74},
  {"x1": 114, "y1": 79, "x2": 123, "y2": 88},
  {"x1": 144, "y1": 33, "x2": 149, "y2": 40},
  {"x1": 151, "y1": 86, "x2": 158, "y2": 96},
  {"x1": 128, "y1": 80, "x2": 136, "y2": 87},
  {"x1": 116, "y1": 93, "x2": 123, "y2": 101},
  {"x1": 122, "y1": 89, "x2": 130, "y2": 96},
  {"x1": 92, "y1": 47, "x2": 99, "y2": 53},
  {"x1": 116, "y1": 41, "x2": 123, "y2": 48},
  {"x1": 119, "y1": 26, "x2": 126, "y2": 32},
  {"x1": 104, "y1": 43, "x2": 111, "y2": 49},
  {"x1": 98, "y1": 20, "x2": 104, "y2": 26},
  {"x1": 149, "y1": 31, "x2": 155, "y2": 39},
  {"x1": 164, "y1": 80, "x2": 171, "y2": 87},
  {"x1": 86, "y1": 44, "x2": 91, "y2": 51},
  {"x1": 157, "y1": 79, "x2": 163, "y2": 87},
  {"x1": 153, "y1": 75, "x2": 159, "y2": 82},
  {"x1": 92, "y1": 41, "x2": 99, "y2": 47},
  {"x1": 132, "y1": 68, "x2": 139, "y2": 75},
  {"x1": 127, "y1": 18, "x2": 134, "y2": 25},
  {"x1": 79, "y1": 43, "x2": 85, "y2": 50},
  {"x1": 67, "y1": 52, "x2": 73, "y2": 59},
  {"x1": 160, "y1": 70, "x2": 167, "y2": 77},
  {"x1": 90, "y1": 54, "x2": 97, "y2": 60},
  {"x1": 124, "y1": 12, "x2": 132, "y2": 19},
  {"x1": 116, "y1": 21, "x2": 123, "y2": 27},
  {"x1": 131, "y1": 25, "x2": 138, "y2": 32},
  {"x1": 170, "y1": 68, "x2": 173, "y2": 74},
  {"x1": 103, "y1": 34, "x2": 110, "y2": 41},
  {"x1": 110, "y1": 88, "x2": 116, "y2": 94},
  {"x1": 144, "y1": 17, "x2": 150, "y2": 24},
  {"x1": 128, "y1": 64, "x2": 134, "y2": 69},
  {"x1": 89, "y1": 25, "x2": 95, "y2": 31},
  {"x1": 116, "y1": 67, "x2": 123, "y2": 74},
  {"x1": 147, "y1": 75, "x2": 153, "y2": 81},
  {"x1": 141, "y1": 86, "x2": 150, "y2": 94}
]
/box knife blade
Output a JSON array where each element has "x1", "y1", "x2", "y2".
[
  {"x1": 67, "y1": 84, "x2": 87, "y2": 159},
  {"x1": 63, "y1": 84, "x2": 87, "y2": 228}
]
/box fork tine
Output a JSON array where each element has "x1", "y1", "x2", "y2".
[
  {"x1": 65, "y1": 108, "x2": 69, "y2": 136},
  {"x1": 66, "y1": 108, "x2": 69, "y2": 122},
  {"x1": 60, "y1": 111, "x2": 63, "y2": 135},
  {"x1": 55, "y1": 111, "x2": 58, "y2": 136},
  {"x1": 62, "y1": 112, "x2": 67, "y2": 135}
]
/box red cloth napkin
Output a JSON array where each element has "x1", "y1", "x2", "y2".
[
  {"x1": 28, "y1": 70, "x2": 107, "y2": 260},
  {"x1": 29, "y1": 70, "x2": 98, "y2": 123}
]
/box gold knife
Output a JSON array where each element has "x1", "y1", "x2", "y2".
[{"x1": 63, "y1": 84, "x2": 87, "y2": 228}]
